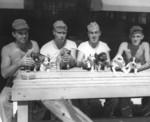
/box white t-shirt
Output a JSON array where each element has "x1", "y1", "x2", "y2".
[
  {"x1": 40, "y1": 39, "x2": 77, "y2": 62},
  {"x1": 78, "y1": 41, "x2": 110, "y2": 60}
]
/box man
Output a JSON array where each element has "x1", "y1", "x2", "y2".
[
  {"x1": 40, "y1": 20, "x2": 77, "y2": 69},
  {"x1": 116, "y1": 25, "x2": 150, "y2": 72},
  {"x1": 114, "y1": 25, "x2": 150, "y2": 117},
  {"x1": 40, "y1": 20, "x2": 93, "y2": 122},
  {"x1": 77, "y1": 22, "x2": 110, "y2": 68},
  {"x1": 0, "y1": 19, "x2": 39, "y2": 122},
  {"x1": 77, "y1": 22, "x2": 119, "y2": 117}
]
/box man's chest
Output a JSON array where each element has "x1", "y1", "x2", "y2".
[{"x1": 10, "y1": 49, "x2": 26, "y2": 64}]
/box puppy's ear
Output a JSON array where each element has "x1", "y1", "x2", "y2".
[
  {"x1": 135, "y1": 58, "x2": 140, "y2": 63},
  {"x1": 94, "y1": 53, "x2": 97, "y2": 58}
]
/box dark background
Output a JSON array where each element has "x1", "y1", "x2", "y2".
[{"x1": 1, "y1": 0, "x2": 150, "y2": 92}]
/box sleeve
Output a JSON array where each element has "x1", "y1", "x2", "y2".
[
  {"x1": 71, "y1": 41, "x2": 77, "y2": 49},
  {"x1": 66, "y1": 40, "x2": 77, "y2": 50},
  {"x1": 40, "y1": 45, "x2": 48, "y2": 57},
  {"x1": 104, "y1": 43, "x2": 111, "y2": 52},
  {"x1": 78, "y1": 43, "x2": 84, "y2": 52}
]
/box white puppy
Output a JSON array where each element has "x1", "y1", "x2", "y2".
[
  {"x1": 40, "y1": 57, "x2": 50, "y2": 72},
  {"x1": 111, "y1": 55, "x2": 126, "y2": 73}
]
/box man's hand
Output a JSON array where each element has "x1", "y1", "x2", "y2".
[
  {"x1": 20, "y1": 51, "x2": 35, "y2": 67},
  {"x1": 21, "y1": 56, "x2": 35, "y2": 67}
]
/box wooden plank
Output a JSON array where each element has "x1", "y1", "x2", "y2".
[
  {"x1": 15, "y1": 68, "x2": 150, "y2": 80},
  {"x1": 17, "y1": 101, "x2": 28, "y2": 122},
  {"x1": 13, "y1": 77, "x2": 150, "y2": 84},
  {"x1": 12, "y1": 84, "x2": 150, "y2": 101}
]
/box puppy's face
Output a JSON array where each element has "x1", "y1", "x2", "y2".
[
  {"x1": 112, "y1": 55, "x2": 125, "y2": 68},
  {"x1": 43, "y1": 57, "x2": 50, "y2": 65},
  {"x1": 95, "y1": 52, "x2": 107, "y2": 62},
  {"x1": 130, "y1": 57, "x2": 141, "y2": 68},
  {"x1": 61, "y1": 48, "x2": 71, "y2": 57},
  {"x1": 88, "y1": 54, "x2": 95, "y2": 61},
  {"x1": 31, "y1": 52, "x2": 40, "y2": 62}
]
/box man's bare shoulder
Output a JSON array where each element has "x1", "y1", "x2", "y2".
[
  {"x1": 120, "y1": 42, "x2": 128, "y2": 46},
  {"x1": 1, "y1": 42, "x2": 16, "y2": 54},
  {"x1": 141, "y1": 42, "x2": 149, "y2": 47},
  {"x1": 31, "y1": 40, "x2": 38, "y2": 44},
  {"x1": 119, "y1": 42, "x2": 128, "y2": 49}
]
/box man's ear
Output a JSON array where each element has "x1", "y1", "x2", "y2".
[
  {"x1": 52, "y1": 29, "x2": 55, "y2": 35},
  {"x1": 129, "y1": 34, "x2": 135, "y2": 40},
  {"x1": 141, "y1": 34, "x2": 144, "y2": 40},
  {"x1": 12, "y1": 32, "x2": 15, "y2": 38}
]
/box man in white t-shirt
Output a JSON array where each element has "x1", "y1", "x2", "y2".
[
  {"x1": 40, "y1": 20, "x2": 93, "y2": 122},
  {"x1": 77, "y1": 22, "x2": 110, "y2": 69},
  {"x1": 40, "y1": 20, "x2": 77, "y2": 69},
  {"x1": 77, "y1": 22, "x2": 119, "y2": 117}
]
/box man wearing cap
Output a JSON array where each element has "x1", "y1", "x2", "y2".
[
  {"x1": 77, "y1": 22, "x2": 111, "y2": 67},
  {"x1": 115, "y1": 25, "x2": 150, "y2": 71},
  {"x1": 76, "y1": 22, "x2": 119, "y2": 118},
  {"x1": 40, "y1": 20, "x2": 77, "y2": 69},
  {"x1": 0, "y1": 19, "x2": 39, "y2": 122},
  {"x1": 114, "y1": 25, "x2": 150, "y2": 117},
  {"x1": 40, "y1": 20, "x2": 84, "y2": 122}
]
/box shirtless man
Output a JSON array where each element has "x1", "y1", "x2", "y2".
[
  {"x1": 114, "y1": 25, "x2": 150, "y2": 117},
  {"x1": 115, "y1": 25, "x2": 150, "y2": 72},
  {"x1": 0, "y1": 19, "x2": 39, "y2": 122}
]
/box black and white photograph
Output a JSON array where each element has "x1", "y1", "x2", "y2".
[{"x1": 0, "y1": 0, "x2": 150, "y2": 122}]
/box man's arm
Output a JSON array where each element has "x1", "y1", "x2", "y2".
[
  {"x1": 114, "y1": 42, "x2": 127, "y2": 58},
  {"x1": 69, "y1": 48, "x2": 77, "y2": 67},
  {"x1": 32, "y1": 40, "x2": 40, "y2": 53},
  {"x1": 1, "y1": 46, "x2": 21, "y2": 78},
  {"x1": 138, "y1": 42, "x2": 150, "y2": 72},
  {"x1": 58, "y1": 48, "x2": 77, "y2": 69},
  {"x1": 76, "y1": 50, "x2": 85, "y2": 68},
  {"x1": 1, "y1": 46, "x2": 35, "y2": 78},
  {"x1": 105, "y1": 51, "x2": 111, "y2": 63}
]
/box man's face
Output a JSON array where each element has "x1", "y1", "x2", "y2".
[
  {"x1": 130, "y1": 32, "x2": 144, "y2": 46},
  {"x1": 53, "y1": 28, "x2": 67, "y2": 49},
  {"x1": 13, "y1": 29, "x2": 29, "y2": 44},
  {"x1": 88, "y1": 28, "x2": 101, "y2": 46}
]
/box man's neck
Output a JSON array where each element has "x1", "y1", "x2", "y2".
[
  {"x1": 15, "y1": 40, "x2": 31, "y2": 52},
  {"x1": 53, "y1": 39, "x2": 66, "y2": 49},
  {"x1": 89, "y1": 41, "x2": 99, "y2": 48}
]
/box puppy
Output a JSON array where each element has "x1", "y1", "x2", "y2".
[
  {"x1": 40, "y1": 56, "x2": 50, "y2": 72},
  {"x1": 94, "y1": 52, "x2": 109, "y2": 71},
  {"x1": 30, "y1": 53, "x2": 46, "y2": 71},
  {"x1": 123, "y1": 57, "x2": 141, "y2": 74},
  {"x1": 87, "y1": 54, "x2": 95, "y2": 71},
  {"x1": 111, "y1": 55, "x2": 126, "y2": 73},
  {"x1": 57, "y1": 48, "x2": 71, "y2": 69},
  {"x1": 30, "y1": 52, "x2": 50, "y2": 72}
]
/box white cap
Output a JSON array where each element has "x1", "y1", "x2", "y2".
[
  {"x1": 87, "y1": 22, "x2": 100, "y2": 31},
  {"x1": 53, "y1": 20, "x2": 67, "y2": 31}
]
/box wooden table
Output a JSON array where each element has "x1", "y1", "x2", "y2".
[{"x1": 12, "y1": 68, "x2": 150, "y2": 122}]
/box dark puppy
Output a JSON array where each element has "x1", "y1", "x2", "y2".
[
  {"x1": 94, "y1": 52, "x2": 108, "y2": 71},
  {"x1": 31, "y1": 52, "x2": 50, "y2": 71},
  {"x1": 59, "y1": 48, "x2": 71, "y2": 69}
]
